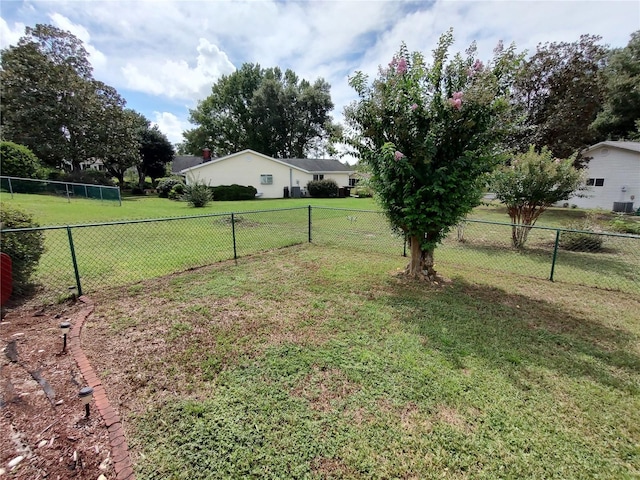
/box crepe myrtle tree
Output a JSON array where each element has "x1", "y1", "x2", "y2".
[
  {"x1": 491, "y1": 146, "x2": 584, "y2": 248},
  {"x1": 344, "y1": 31, "x2": 518, "y2": 281}
]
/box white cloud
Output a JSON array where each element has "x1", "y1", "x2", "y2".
[
  {"x1": 2, "y1": 0, "x2": 639, "y2": 151},
  {"x1": 151, "y1": 111, "x2": 189, "y2": 145},
  {"x1": 122, "y1": 38, "x2": 235, "y2": 101},
  {"x1": 0, "y1": 17, "x2": 26, "y2": 47}
]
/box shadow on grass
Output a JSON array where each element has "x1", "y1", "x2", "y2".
[{"x1": 385, "y1": 279, "x2": 640, "y2": 394}]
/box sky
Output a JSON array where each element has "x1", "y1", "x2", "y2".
[{"x1": 1, "y1": 0, "x2": 639, "y2": 149}]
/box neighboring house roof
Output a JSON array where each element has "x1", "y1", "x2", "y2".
[
  {"x1": 179, "y1": 149, "x2": 353, "y2": 174},
  {"x1": 582, "y1": 141, "x2": 640, "y2": 155},
  {"x1": 172, "y1": 155, "x2": 205, "y2": 174},
  {"x1": 282, "y1": 158, "x2": 352, "y2": 173}
]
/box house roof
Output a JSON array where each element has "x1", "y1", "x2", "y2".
[
  {"x1": 179, "y1": 149, "x2": 353, "y2": 174},
  {"x1": 583, "y1": 141, "x2": 640, "y2": 154},
  {"x1": 281, "y1": 158, "x2": 352, "y2": 173},
  {"x1": 172, "y1": 155, "x2": 205, "y2": 174}
]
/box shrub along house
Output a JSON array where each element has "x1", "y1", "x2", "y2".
[
  {"x1": 565, "y1": 141, "x2": 640, "y2": 212},
  {"x1": 174, "y1": 149, "x2": 353, "y2": 198}
]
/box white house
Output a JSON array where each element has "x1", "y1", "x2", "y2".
[
  {"x1": 178, "y1": 149, "x2": 353, "y2": 199},
  {"x1": 567, "y1": 141, "x2": 640, "y2": 212}
]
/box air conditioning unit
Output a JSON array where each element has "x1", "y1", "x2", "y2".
[{"x1": 612, "y1": 202, "x2": 634, "y2": 213}]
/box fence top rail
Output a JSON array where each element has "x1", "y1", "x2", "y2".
[
  {"x1": 311, "y1": 206, "x2": 385, "y2": 214},
  {"x1": 1, "y1": 175, "x2": 120, "y2": 191}
]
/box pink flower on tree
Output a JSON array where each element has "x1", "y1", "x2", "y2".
[
  {"x1": 394, "y1": 151, "x2": 405, "y2": 161},
  {"x1": 396, "y1": 57, "x2": 408, "y2": 74},
  {"x1": 410, "y1": 103, "x2": 418, "y2": 111},
  {"x1": 467, "y1": 59, "x2": 484, "y2": 77},
  {"x1": 448, "y1": 91, "x2": 463, "y2": 110}
]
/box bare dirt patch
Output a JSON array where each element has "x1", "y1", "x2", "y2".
[{"x1": 1, "y1": 301, "x2": 112, "y2": 479}]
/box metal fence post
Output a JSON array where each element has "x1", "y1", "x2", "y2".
[
  {"x1": 65, "y1": 183, "x2": 71, "y2": 203},
  {"x1": 8, "y1": 178, "x2": 14, "y2": 198},
  {"x1": 549, "y1": 229, "x2": 561, "y2": 282},
  {"x1": 66, "y1": 226, "x2": 83, "y2": 296},
  {"x1": 231, "y1": 213, "x2": 237, "y2": 260},
  {"x1": 308, "y1": 205, "x2": 312, "y2": 243}
]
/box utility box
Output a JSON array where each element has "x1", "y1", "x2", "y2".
[
  {"x1": 613, "y1": 202, "x2": 634, "y2": 213},
  {"x1": 291, "y1": 186, "x2": 301, "y2": 198}
]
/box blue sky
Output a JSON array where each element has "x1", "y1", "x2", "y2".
[{"x1": 1, "y1": 0, "x2": 639, "y2": 147}]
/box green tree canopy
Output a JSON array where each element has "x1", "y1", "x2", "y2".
[
  {"x1": 1, "y1": 24, "x2": 140, "y2": 172},
  {"x1": 491, "y1": 146, "x2": 584, "y2": 248},
  {"x1": 512, "y1": 35, "x2": 608, "y2": 159},
  {"x1": 591, "y1": 31, "x2": 640, "y2": 140},
  {"x1": 137, "y1": 125, "x2": 175, "y2": 187},
  {"x1": 344, "y1": 32, "x2": 517, "y2": 280},
  {"x1": 0, "y1": 141, "x2": 45, "y2": 179},
  {"x1": 183, "y1": 63, "x2": 337, "y2": 158}
]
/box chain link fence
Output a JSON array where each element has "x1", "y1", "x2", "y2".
[
  {"x1": 2, "y1": 206, "x2": 638, "y2": 303},
  {"x1": 0, "y1": 176, "x2": 121, "y2": 204}
]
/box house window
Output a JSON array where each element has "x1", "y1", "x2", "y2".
[
  {"x1": 313, "y1": 174, "x2": 324, "y2": 181},
  {"x1": 349, "y1": 178, "x2": 359, "y2": 187},
  {"x1": 587, "y1": 178, "x2": 605, "y2": 187},
  {"x1": 260, "y1": 174, "x2": 273, "y2": 185}
]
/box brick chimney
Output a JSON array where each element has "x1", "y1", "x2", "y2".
[{"x1": 202, "y1": 148, "x2": 211, "y2": 161}]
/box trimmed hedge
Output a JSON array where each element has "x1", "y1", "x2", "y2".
[
  {"x1": 211, "y1": 184, "x2": 257, "y2": 201},
  {"x1": 307, "y1": 179, "x2": 338, "y2": 198}
]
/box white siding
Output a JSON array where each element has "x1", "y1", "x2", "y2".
[
  {"x1": 181, "y1": 150, "x2": 353, "y2": 199},
  {"x1": 184, "y1": 151, "x2": 311, "y2": 199},
  {"x1": 568, "y1": 146, "x2": 640, "y2": 210}
]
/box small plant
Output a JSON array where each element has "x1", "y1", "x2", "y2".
[
  {"x1": 610, "y1": 217, "x2": 640, "y2": 235},
  {"x1": 560, "y1": 214, "x2": 604, "y2": 252},
  {"x1": 168, "y1": 183, "x2": 185, "y2": 200},
  {"x1": 0, "y1": 204, "x2": 45, "y2": 295},
  {"x1": 183, "y1": 181, "x2": 212, "y2": 208},
  {"x1": 307, "y1": 179, "x2": 338, "y2": 198}
]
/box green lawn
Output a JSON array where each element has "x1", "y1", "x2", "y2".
[
  {"x1": 83, "y1": 245, "x2": 640, "y2": 479},
  {"x1": 2, "y1": 192, "x2": 638, "y2": 299},
  {"x1": 0, "y1": 191, "x2": 378, "y2": 226}
]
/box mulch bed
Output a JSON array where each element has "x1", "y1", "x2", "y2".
[{"x1": 1, "y1": 299, "x2": 113, "y2": 479}]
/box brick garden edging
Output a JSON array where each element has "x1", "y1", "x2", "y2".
[{"x1": 69, "y1": 296, "x2": 135, "y2": 480}]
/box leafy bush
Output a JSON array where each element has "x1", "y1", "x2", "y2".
[
  {"x1": 307, "y1": 179, "x2": 338, "y2": 198},
  {"x1": 560, "y1": 216, "x2": 604, "y2": 252},
  {"x1": 610, "y1": 217, "x2": 640, "y2": 235},
  {"x1": 156, "y1": 177, "x2": 185, "y2": 198},
  {"x1": 353, "y1": 186, "x2": 373, "y2": 198},
  {"x1": 60, "y1": 170, "x2": 115, "y2": 186},
  {"x1": 0, "y1": 204, "x2": 45, "y2": 294},
  {"x1": 131, "y1": 186, "x2": 146, "y2": 196},
  {"x1": 0, "y1": 141, "x2": 45, "y2": 179},
  {"x1": 168, "y1": 183, "x2": 185, "y2": 200},
  {"x1": 183, "y1": 181, "x2": 212, "y2": 208},
  {"x1": 211, "y1": 184, "x2": 257, "y2": 201}
]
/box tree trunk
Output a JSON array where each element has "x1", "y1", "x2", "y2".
[
  {"x1": 137, "y1": 166, "x2": 146, "y2": 190},
  {"x1": 404, "y1": 234, "x2": 438, "y2": 281}
]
